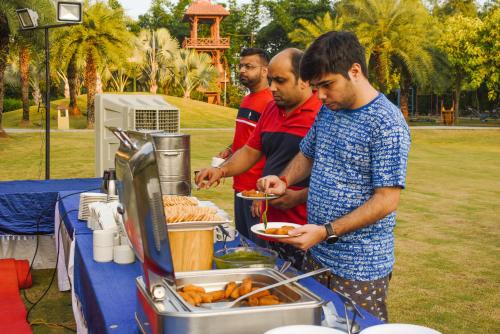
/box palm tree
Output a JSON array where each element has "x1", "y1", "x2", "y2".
[
  {"x1": 338, "y1": 0, "x2": 434, "y2": 118},
  {"x1": 135, "y1": 28, "x2": 179, "y2": 94},
  {"x1": 288, "y1": 12, "x2": 344, "y2": 47},
  {"x1": 51, "y1": 2, "x2": 132, "y2": 127},
  {"x1": 171, "y1": 49, "x2": 218, "y2": 99}
]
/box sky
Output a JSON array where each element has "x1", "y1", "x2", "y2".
[
  {"x1": 119, "y1": 0, "x2": 490, "y2": 20},
  {"x1": 119, "y1": 0, "x2": 251, "y2": 19}
]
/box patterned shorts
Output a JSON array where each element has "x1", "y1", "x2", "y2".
[{"x1": 302, "y1": 253, "x2": 391, "y2": 322}]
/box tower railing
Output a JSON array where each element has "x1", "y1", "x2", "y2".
[{"x1": 182, "y1": 37, "x2": 230, "y2": 49}]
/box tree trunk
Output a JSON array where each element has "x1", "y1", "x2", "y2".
[
  {"x1": 0, "y1": 13, "x2": 10, "y2": 137},
  {"x1": 85, "y1": 51, "x2": 97, "y2": 128},
  {"x1": 20, "y1": 46, "x2": 30, "y2": 124},
  {"x1": 67, "y1": 55, "x2": 81, "y2": 116},
  {"x1": 373, "y1": 52, "x2": 387, "y2": 93},
  {"x1": 400, "y1": 79, "x2": 410, "y2": 121},
  {"x1": 454, "y1": 81, "x2": 461, "y2": 125}
]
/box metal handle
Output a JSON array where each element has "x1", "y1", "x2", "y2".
[
  {"x1": 162, "y1": 152, "x2": 180, "y2": 157},
  {"x1": 231, "y1": 267, "x2": 330, "y2": 307}
]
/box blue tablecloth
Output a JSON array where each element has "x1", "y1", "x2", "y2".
[
  {"x1": 63, "y1": 200, "x2": 383, "y2": 333},
  {"x1": 0, "y1": 178, "x2": 100, "y2": 235}
]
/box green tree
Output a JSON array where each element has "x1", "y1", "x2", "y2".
[
  {"x1": 51, "y1": 2, "x2": 132, "y2": 127},
  {"x1": 338, "y1": 0, "x2": 434, "y2": 119},
  {"x1": 431, "y1": 0, "x2": 478, "y2": 17},
  {"x1": 257, "y1": 0, "x2": 332, "y2": 54},
  {"x1": 171, "y1": 49, "x2": 218, "y2": 98},
  {"x1": 288, "y1": 12, "x2": 344, "y2": 47},
  {"x1": 0, "y1": 0, "x2": 53, "y2": 133},
  {"x1": 478, "y1": 6, "x2": 499, "y2": 101},
  {"x1": 138, "y1": 0, "x2": 190, "y2": 43},
  {"x1": 436, "y1": 14, "x2": 485, "y2": 119},
  {"x1": 135, "y1": 28, "x2": 179, "y2": 94}
]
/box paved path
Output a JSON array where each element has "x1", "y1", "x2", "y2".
[{"x1": 3, "y1": 126, "x2": 499, "y2": 133}]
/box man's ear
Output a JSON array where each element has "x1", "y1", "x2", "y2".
[
  {"x1": 349, "y1": 63, "x2": 362, "y2": 81},
  {"x1": 298, "y1": 78, "x2": 309, "y2": 90}
]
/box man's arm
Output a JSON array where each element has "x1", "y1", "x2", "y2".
[
  {"x1": 257, "y1": 152, "x2": 313, "y2": 195},
  {"x1": 279, "y1": 187, "x2": 402, "y2": 250},
  {"x1": 195, "y1": 145, "x2": 262, "y2": 188}
]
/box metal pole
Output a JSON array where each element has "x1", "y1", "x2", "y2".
[{"x1": 45, "y1": 27, "x2": 50, "y2": 179}]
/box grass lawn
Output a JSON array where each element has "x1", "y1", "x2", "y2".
[
  {"x1": 2, "y1": 94, "x2": 237, "y2": 129},
  {"x1": 0, "y1": 128, "x2": 499, "y2": 333}
]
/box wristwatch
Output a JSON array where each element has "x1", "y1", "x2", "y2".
[{"x1": 323, "y1": 222, "x2": 339, "y2": 244}]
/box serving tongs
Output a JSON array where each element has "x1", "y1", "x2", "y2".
[{"x1": 199, "y1": 267, "x2": 330, "y2": 309}]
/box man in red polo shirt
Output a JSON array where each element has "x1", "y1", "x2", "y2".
[
  {"x1": 216, "y1": 48, "x2": 273, "y2": 244},
  {"x1": 196, "y1": 48, "x2": 322, "y2": 268}
]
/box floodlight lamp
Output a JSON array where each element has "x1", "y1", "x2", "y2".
[
  {"x1": 57, "y1": 1, "x2": 82, "y2": 23},
  {"x1": 16, "y1": 8, "x2": 39, "y2": 29}
]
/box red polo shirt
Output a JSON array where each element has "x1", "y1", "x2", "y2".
[
  {"x1": 231, "y1": 88, "x2": 274, "y2": 192},
  {"x1": 247, "y1": 93, "x2": 322, "y2": 225}
]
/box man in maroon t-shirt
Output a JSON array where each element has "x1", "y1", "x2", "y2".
[
  {"x1": 196, "y1": 48, "x2": 321, "y2": 268},
  {"x1": 216, "y1": 48, "x2": 273, "y2": 244}
]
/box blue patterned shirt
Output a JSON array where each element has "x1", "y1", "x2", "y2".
[{"x1": 300, "y1": 93, "x2": 411, "y2": 281}]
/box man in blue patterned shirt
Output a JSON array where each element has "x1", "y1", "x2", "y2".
[{"x1": 258, "y1": 31, "x2": 411, "y2": 321}]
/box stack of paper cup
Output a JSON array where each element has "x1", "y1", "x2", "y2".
[
  {"x1": 93, "y1": 230, "x2": 114, "y2": 262},
  {"x1": 113, "y1": 245, "x2": 135, "y2": 264},
  {"x1": 211, "y1": 157, "x2": 225, "y2": 167}
]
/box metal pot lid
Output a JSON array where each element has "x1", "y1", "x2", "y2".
[{"x1": 111, "y1": 127, "x2": 182, "y2": 290}]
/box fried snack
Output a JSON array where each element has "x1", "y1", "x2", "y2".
[
  {"x1": 207, "y1": 290, "x2": 226, "y2": 302},
  {"x1": 178, "y1": 291, "x2": 196, "y2": 306},
  {"x1": 264, "y1": 228, "x2": 279, "y2": 234},
  {"x1": 250, "y1": 287, "x2": 271, "y2": 299},
  {"x1": 230, "y1": 286, "x2": 240, "y2": 299},
  {"x1": 183, "y1": 284, "x2": 205, "y2": 294},
  {"x1": 164, "y1": 205, "x2": 222, "y2": 223},
  {"x1": 259, "y1": 295, "x2": 280, "y2": 305},
  {"x1": 248, "y1": 296, "x2": 259, "y2": 306},
  {"x1": 163, "y1": 195, "x2": 198, "y2": 206},
  {"x1": 241, "y1": 189, "x2": 266, "y2": 197},
  {"x1": 239, "y1": 278, "x2": 253, "y2": 295},
  {"x1": 201, "y1": 293, "x2": 213, "y2": 303},
  {"x1": 276, "y1": 226, "x2": 295, "y2": 235},
  {"x1": 185, "y1": 291, "x2": 202, "y2": 306},
  {"x1": 225, "y1": 281, "x2": 237, "y2": 299}
]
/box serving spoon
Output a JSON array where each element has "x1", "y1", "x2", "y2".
[{"x1": 200, "y1": 267, "x2": 330, "y2": 309}]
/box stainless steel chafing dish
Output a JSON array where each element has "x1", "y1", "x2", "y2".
[{"x1": 109, "y1": 127, "x2": 326, "y2": 334}]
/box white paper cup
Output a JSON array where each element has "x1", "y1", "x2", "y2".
[
  {"x1": 211, "y1": 157, "x2": 225, "y2": 167},
  {"x1": 93, "y1": 229, "x2": 115, "y2": 247},
  {"x1": 93, "y1": 245, "x2": 113, "y2": 262},
  {"x1": 113, "y1": 234, "x2": 120, "y2": 246},
  {"x1": 113, "y1": 245, "x2": 135, "y2": 264}
]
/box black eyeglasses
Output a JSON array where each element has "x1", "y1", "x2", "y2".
[{"x1": 238, "y1": 63, "x2": 264, "y2": 70}]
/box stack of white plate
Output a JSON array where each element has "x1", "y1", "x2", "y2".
[{"x1": 78, "y1": 192, "x2": 118, "y2": 221}]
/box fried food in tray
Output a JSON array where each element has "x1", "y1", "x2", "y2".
[
  {"x1": 264, "y1": 225, "x2": 295, "y2": 235},
  {"x1": 177, "y1": 279, "x2": 282, "y2": 307},
  {"x1": 164, "y1": 205, "x2": 223, "y2": 224},
  {"x1": 163, "y1": 195, "x2": 198, "y2": 206}
]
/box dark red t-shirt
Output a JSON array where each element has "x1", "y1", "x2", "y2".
[
  {"x1": 232, "y1": 88, "x2": 274, "y2": 192},
  {"x1": 247, "y1": 94, "x2": 322, "y2": 225}
]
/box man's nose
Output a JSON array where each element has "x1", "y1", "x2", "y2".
[
  {"x1": 317, "y1": 88, "x2": 327, "y2": 101},
  {"x1": 269, "y1": 80, "x2": 277, "y2": 92}
]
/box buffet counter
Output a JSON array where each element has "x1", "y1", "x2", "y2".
[{"x1": 56, "y1": 187, "x2": 383, "y2": 333}]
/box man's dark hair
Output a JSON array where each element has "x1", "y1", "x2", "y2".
[
  {"x1": 300, "y1": 31, "x2": 368, "y2": 81},
  {"x1": 289, "y1": 48, "x2": 304, "y2": 80},
  {"x1": 240, "y1": 48, "x2": 270, "y2": 65}
]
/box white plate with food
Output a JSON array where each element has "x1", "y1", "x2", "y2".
[
  {"x1": 251, "y1": 222, "x2": 302, "y2": 241},
  {"x1": 236, "y1": 190, "x2": 279, "y2": 200}
]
